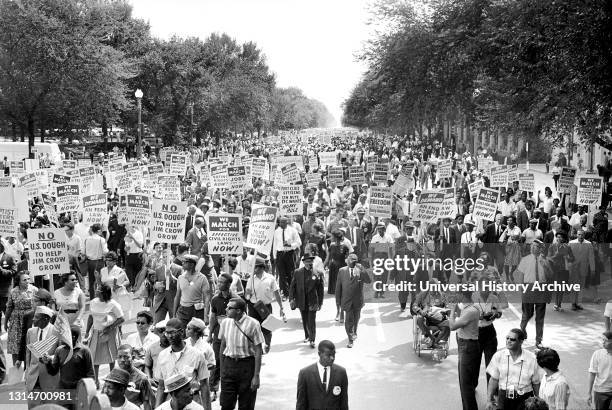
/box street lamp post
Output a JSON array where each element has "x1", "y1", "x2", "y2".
[
  {"x1": 189, "y1": 102, "x2": 194, "y2": 148},
  {"x1": 135, "y1": 89, "x2": 143, "y2": 158}
]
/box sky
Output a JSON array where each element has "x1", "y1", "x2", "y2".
[{"x1": 130, "y1": 0, "x2": 373, "y2": 126}]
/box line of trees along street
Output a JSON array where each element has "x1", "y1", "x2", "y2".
[
  {"x1": 343, "y1": 0, "x2": 612, "y2": 155},
  {"x1": 0, "y1": 0, "x2": 334, "y2": 152}
]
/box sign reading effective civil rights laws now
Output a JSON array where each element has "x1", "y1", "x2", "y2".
[
  {"x1": 28, "y1": 228, "x2": 69, "y2": 277},
  {"x1": 576, "y1": 177, "x2": 603, "y2": 206},
  {"x1": 125, "y1": 194, "x2": 152, "y2": 229},
  {"x1": 55, "y1": 184, "x2": 81, "y2": 213},
  {"x1": 206, "y1": 214, "x2": 243, "y2": 255},
  {"x1": 472, "y1": 187, "x2": 500, "y2": 221},
  {"x1": 151, "y1": 199, "x2": 187, "y2": 244}
]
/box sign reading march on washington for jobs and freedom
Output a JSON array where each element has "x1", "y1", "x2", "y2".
[
  {"x1": 206, "y1": 214, "x2": 243, "y2": 255},
  {"x1": 28, "y1": 228, "x2": 69, "y2": 277},
  {"x1": 151, "y1": 199, "x2": 187, "y2": 244}
]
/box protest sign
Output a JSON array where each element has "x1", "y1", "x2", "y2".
[
  {"x1": 327, "y1": 166, "x2": 345, "y2": 187},
  {"x1": 41, "y1": 194, "x2": 59, "y2": 227},
  {"x1": 271, "y1": 155, "x2": 304, "y2": 170},
  {"x1": 437, "y1": 160, "x2": 452, "y2": 179},
  {"x1": 308, "y1": 155, "x2": 318, "y2": 171},
  {"x1": 62, "y1": 160, "x2": 77, "y2": 169},
  {"x1": 77, "y1": 159, "x2": 92, "y2": 167},
  {"x1": 150, "y1": 199, "x2": 187, "y2": 244},
  {"x1": 372, "y1": 163, "x2": 389, "y2": 185},
  {"x1": 281, "y1": 163, "x2": 301, "y2": 184},
  {"x1": 279, "y1": 184, "x2": 303, "y2": 216},
  {"x1": 246, "y1": 204, "x2": 278, "y2": 257},
  {"x1": 125, "y1": 194, "x2": 152, "y2": 229},
  {"x1": 82, "y1": 193, "x2": 108, "y2": 226},
  {"x1": 369, "y1": 186, "x2": 392, "y2": 218},
  {"x1": 210, "y1": 164, "x2": 228, "y2": 188},
  {"x1": 414, "y1": 191, "x2": 445, "y2": 223},
  {"x1": 0, "y1": 177, "x2": 13, "y2": 208},
  {"x1": 148, "y1": 164, "x2": 164, "y2": 181},
  {"x1": 468, "y1": 179, "x2": 484, "y2": 199},
  {"x1": 349, "y1": 166, "x2": 366, "y2": 185},
  {"x1": 28, "y1": 228, "x2": 69, "y2": 277},
  {"x1": 55, "y1": 184, "x2": 81, "y2": 214},
  {"x1": 14, "y1": 187, "x2": 29, "y2": 222},
  {"x1": 206, "y1": 214, "x2": 243, "y2": 255},
  {"x1": 0, "y1": 207, "x2": 17, "y2": 238},
  {"x1": 169, "y1": 154, "x2": 188, "y2": 176},
  {"x1": 24, "y1": 158, "x2": 39, "y2": 172},
  {"x1": 78, "y1": 166, "x2": 96, "y2": 192},
  {"x1": 558, "y1": 167, "x2": 577, "y2": 194},
  {"x1": 227, "y1": 165, "x2": 249, "y2": 191},
  {"x1": 391, "y1": 164, "x2": 414, "y2": 196},
  {"x1": 115, "y1": 172, "x2": 136, "y2": 194},
  {"x1": 507, "y1": 164, "x2": 519, "y2": 184},
  {"x1": 576, "y1": 177, "x2": 603, "y2": 206},
  {"x1": 490, "y1": 165, "x2": 508, "y2": 188},
  {"x1": 439, "y1": 188, "x2": 458, "y2": 220},
  {"x1": 305, "y1": 172, "x2": 321, "y2": 188},
  {"x1": 251, "y1": 158, "x2": 267, "y2": 179},
  {"x1": 19, "y1": 173, "x2": 38, "y2": 199},
  {"x1": 118, "y1": 195, "x2": 128, "y2": 225},
  {"x1": 9, "y1": 161, "x2": 25, "y2": 176},
  {"x1": 518, "y1": 173, "x2": 535, "y2": 192},
  {"x1": 34, "y1": 169, "x2": 49, "y2": 194},
  {"x1": 366, "y1": 156, "x2": 378, "y2": 172},
  {"x1": 472, "y1": 187, "x2": 500, "y2": 221},
  {"x1": 318, "y1": 152, "x2": 337, "y2": 168}
]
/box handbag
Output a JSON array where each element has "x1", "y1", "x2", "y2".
[{"x1": 250, "y1": 275, "x2": 271, "y2": 320}]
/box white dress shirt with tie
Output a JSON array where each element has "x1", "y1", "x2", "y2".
[
  {"x1": 272, "y1": 225, "x2": 302, "y2": 259},
  {"x1": 317, "y1": 362, "x2": 330, "y2": 392}
]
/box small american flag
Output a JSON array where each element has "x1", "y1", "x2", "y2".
[
  {"x1": 53, "y1": 308, "x2": 74, "y2": 364},
  {"x1": 26, "y1": 335, "x2": 58, "y2": 359}
]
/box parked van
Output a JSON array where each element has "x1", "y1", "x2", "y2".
[{"x1": 0, "y1": 142, "x2": 62, "y2": 164}]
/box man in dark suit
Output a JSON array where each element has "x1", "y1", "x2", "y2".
[
  {"x1": 296, "y1": 340, "x2": 349, "y2": 410},
  {"x1": 478, "y1": 213, "x2": 506, "y2": 275},
  {"x1": 184, "y1": 205, "x2": 198, "y2": 240},
  {"x1": 0, "y1": 241, "x2": 16, "y2": 331},
  {"x1": 335, "y1": 253, "x2": 371, "y2": 348},
  {"x1": 289, "y1": 253, "x2": 325, "y2": 348},
  {"x1": 434, "y1": 217, "x2": 459, "y2": 282}
]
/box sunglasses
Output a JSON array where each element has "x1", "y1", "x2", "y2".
[
  {"x1": 506, "y1": 337, "x2": 517, "y2": 342},
  {"x1": 136, "y1": 321, "x2": 148, "y2": 325}
]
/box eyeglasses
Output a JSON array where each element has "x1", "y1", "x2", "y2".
[
  {"x1": 506, "y1": 337, "x2": 517, "y2": 342},
  {"x1": 164, "y1": 329, "x2": 180, "y2": 336}
]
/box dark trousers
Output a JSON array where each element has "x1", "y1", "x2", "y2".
[
  {"x1": 176, "y1": 305, "x2": 205, "y2": 328},
  {"x1": 497, "y1": 390, "x2": 534, "y2": 410},
  {"x1": 344, "y1": 305, "x2": 361, "y2": 340},
  {"x1": 477, "y1": 325, "x2": 498, "y2": 387},
  {"x1": 594, "y1": 391, "x2": 612, "y2": 410},
  {"x1": 247, "y1": 302, "x2": 272, "y2": 347},
  {"x1": 211, "y1": 338, "x2": 221, "y2": 392},
  {"x1": 457, "y1": 337, "x2": 480, "y2": 410},
  {"x1": 153, "y1": 295, "x2": 175, "y2": 323},
  {"x1": 300, "y1": 309, "x2": 317, "y2": 342},
  {"x1": 125, "y1": 252, "x2": 143, "y2": 288},
  {"x1": 87, "y1": 259, "x2": 104, "y2": 299},
  {"x1": 520, "y1": 303, "x2": 546, "y2": 343},
  {"x1": 276, "y1": 250, "x2": 295, "y2": 296},
  {"x1": 220, "y1": 356, "x2": 257, "y2": 410}
]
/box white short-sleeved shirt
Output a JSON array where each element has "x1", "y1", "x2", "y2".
[
  {"x1": 589, "y1": 349, "x2": 612, "y2": 393},
  {"x1": 487, "y1": 349, "x2": 541, "y2": 394},
  {"x1": 245, "y1": 272, "x2": 278, "y2": 305},
  {"x1": 89, "y1": 298, "x2": 123, "y2": 331}
]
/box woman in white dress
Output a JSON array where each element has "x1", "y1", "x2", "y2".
[
  {"x1": 53, "y1": 271, "x2": 85, "y2": 327},
  {"x1": 85, "y1": 283, "x2": 124, "y2": 387},
  {"x1": 99, "y1": 251, "x2": 129, "y2": 299}
]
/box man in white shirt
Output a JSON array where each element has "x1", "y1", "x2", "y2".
[
  {"x1": 273, "y1": 217, "x2": 302, "y2": 300},
  {"x1": 63, "y1": 223, "x2": 84, "y2": 287},
  {"x1": 497, "y1": 192, "x2": 517, "y2": 221}
]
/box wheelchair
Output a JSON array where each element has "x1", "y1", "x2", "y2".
[{"x1": 412, "y1": 313, "x2": 449, "y2": 361}]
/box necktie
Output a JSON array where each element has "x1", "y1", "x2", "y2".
[
  {"x1": 535, "y1": 256, "x2": 540, "y2": 282},
  {"x1": 322, "y1": 367, "x2": 328, "y2": 391},
  {"x1": 445, "y1": 228, "x2": 449, "y2": 243},
  {"x1": 282, "y1": 228, "x2": 286, "y2": 247},
  {"x1": 39, "y1": 329, "x2": 43, "y2": 341},
  {"x1": 408, "y1": 202, "x2": 411, "y2": 214},
  {"x1": 496, "y1": 225, "x2": 500, "y2": 237},
  {"x1": 350, "y1": 268, "x2": 354, "y2": 278}
]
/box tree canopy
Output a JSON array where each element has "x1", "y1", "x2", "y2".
[
  {"x1": 0, "y1": 0, "x2": 333, "y2": 149},
  {"x1": 343, "y1": 0, "x2": 612, "y2": 150}
]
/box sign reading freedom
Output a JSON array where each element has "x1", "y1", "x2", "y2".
[{"x1": 206, "y1": 214, "x2": 242, "y2": 255}]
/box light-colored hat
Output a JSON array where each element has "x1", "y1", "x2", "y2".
[
  {"x1": 35, "y1": 306, "x2": 54, "y2": 318},
  {"x1": 183, "y1": 254, "x2": 199, "y2": 264},
  {"x1": 164, "y1": 373, "x2": 191, "y2": 393},
  {"x1": 155, "y1": 319, "x2": 168, "y2": 330},
  {"x1": 188, "y1": 318, "x2": 206, "y2": 331}
]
